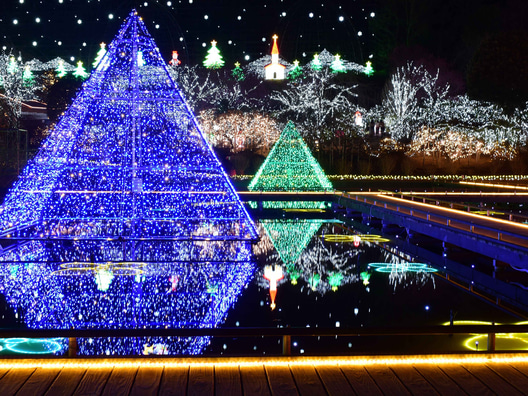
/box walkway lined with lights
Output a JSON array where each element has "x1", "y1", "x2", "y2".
[{"x1": 1, "y1": 354, "x2": 528, "y2": 395}]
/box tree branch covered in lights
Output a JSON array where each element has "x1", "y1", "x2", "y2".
[
  {"x1": 375, "y1": 62, "x2": 528, "y2": 161},
  {"x1": 268, "y1": 62, "x2": 358, "y2": 140},
  {"x1": 199, "y1": 110, "x2": 281, "y2": 154},
  {"x1": 0, "y1": 51, "x2": 40, "y2": 128}
]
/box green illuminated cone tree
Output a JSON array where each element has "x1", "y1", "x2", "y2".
[{"x1": 248, "y1": 121, "x2": 333, "y2": 192}]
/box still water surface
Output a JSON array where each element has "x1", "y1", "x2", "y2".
[{"x1": 0, "y1": 215, "x2": 521, "y2": 356}]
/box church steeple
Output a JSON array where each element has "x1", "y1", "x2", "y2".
[{"x1": 271, "y1": 34, "x2": 279, "y2": 64}]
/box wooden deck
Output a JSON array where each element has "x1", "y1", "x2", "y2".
[{"x1": 1, "y1": 354, "x2": 528, "y2": 395}]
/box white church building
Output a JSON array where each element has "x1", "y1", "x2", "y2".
[{"x1": 264, "y1": 35, "x2": 286, "y2": 80}]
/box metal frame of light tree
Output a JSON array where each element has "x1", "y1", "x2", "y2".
[
  {"x1": 248, "y1": 121, "x2": 333, "y2": 209},
  {"x1": 0, "y1": 10, "x2": 257, "y2": 265}
]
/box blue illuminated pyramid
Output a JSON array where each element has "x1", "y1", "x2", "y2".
[{"x1": 0, "y1": 10, "x2": 257, "y2": 263}]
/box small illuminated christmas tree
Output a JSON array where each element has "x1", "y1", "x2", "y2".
[
  {"x1": 231, "y1": 62, "x2": 245, "y2": 81},
  {"x1": 364, "y1": 61, "x2": 374, "y2": 76},
  {"x1": 56, "y1": 60, "x2": 67, "y2": 78},
  {"x1": 203, "y1": 40, "x2": 224, "y2": 69},
  {"x1": 22, "y1": 65, "x2": 34, "y2": 86},
  {"x1": 330, "y1": 54, "x2": 346, "y2": 73},
  {"x1": 92, "y1": 42, "x2": 107, "y2": 69},
  {"x1": 288, "y1": 60, "x2": 303, "y2": 80},
  {"x1": 73, "y1": 60, "x2": 88, "y2": 79},
  {"x1": 311, "y1": 53, "x2": 322, "y2": 71},
  {"x1": 249, "y1": 121, "x2": 333, "y2": 192}
]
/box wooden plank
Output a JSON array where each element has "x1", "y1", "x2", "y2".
[
  {"x1": 316, "y1": 365, "x2": 356, "y2": 396},
  {"x1": 486, "y1": 363, "x2": 528, "y2": 394},
  {"x1": 265, "y1": 366, "x2": 298, "y2": 396},
  {"x1": 389, "y1": 365, "x2": 439, "y2": 395},
  {"x1": 413, "y1": 365, "x2": 465, "y2": 395},
  {"x1": 0, "y1": 368, "x2": 36, "y2": 395},
  {"x1": 508, "y1": 362, "x2": 528, "y2": 377},
  {"x1": 215, "y1": 365, "x2": 242, "y2": 396},
  {"x1": 462, "y1": 364, "x2": 523, "y2": 396},
  {"x1": 187, "y1": 366, "x2": 214, "y2": 396},
  {"x1": 101, "y1": 366, "x2": 138, "y2": 396},
  {"x1": 289, "y1": 365, "x2": 326, "y2": 396},
  {"x1": 44, "y1": 367, "x2": 86, "y2": 396},
  {"x1": 158, "y1": 366, "x2": 189, "y2": 396},
  {"x1": 73, "y1": 367, "x2": 113, "y2": 396},
  {"x1": 0, "y1": 368, "x2": 10, "y2": 382},
  {"x1": 363, "y1": 365, "x2": 410, "y2": 396},
  {"x1": 129, "y1": 366, "x2": 163, "y2": 396},
  {"x1": 439, "y1": 364, "x2": 494, "y2": 396},
  {"x1": 239, "y1": 365, "x2": 270, "y2": 396},
  {"x1": 15, "y1": 367, "x2": 60, "y2": 396},
  {"x1": 340, "y1": 365, "x2": 382, "y2": 396}
]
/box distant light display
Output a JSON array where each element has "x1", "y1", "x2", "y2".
[
  {"x1": 231, "y1": 61, "x2": 245, "y2": 81},
  {"x1": 364, "y1": 61, "x2": 374, "y2": 76},
  {"x1": 287, "y1": 60, "x2": 303, "y2": 80},
  {"x1": 330, "y1": 54, "x2": 346, "y2": 73},
  {"x1": 55, "y1": 59, "x2": 67, "y2": 77},
  {"x1": 311, "y1": 53, "x2": 322, "y2": 71}
]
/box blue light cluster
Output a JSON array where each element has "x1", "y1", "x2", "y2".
[
  {"x1": 0, "y1": 10, "x2": 258, "y2": 356},
  {"x1": 0, "y1": 246, "x2": 255, "y2": 355}
]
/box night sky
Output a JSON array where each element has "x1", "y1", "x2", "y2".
[{"x1": 0, "y1": 0, "x2": 376, "y2": 67}]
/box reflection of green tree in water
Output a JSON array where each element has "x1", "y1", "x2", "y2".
[{"x1": 258, "y1": 220, "x2": 359, "y2": 294}]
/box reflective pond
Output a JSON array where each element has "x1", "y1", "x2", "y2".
[{"x1": 0, "y1": 213, "x2": 523, "y2": 357}]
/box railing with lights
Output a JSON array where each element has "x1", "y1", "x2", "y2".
[
  {"x1": 376, "y1": 189, "x2": 528, "y2": 225},
  {"x1": 339, "y1": 193, "x2": 528, "y2": 250},
  {"x1": 0, "y1": 325, "x2": 527, "y2": 357}
]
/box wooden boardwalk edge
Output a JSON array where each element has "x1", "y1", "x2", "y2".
[{"x1": 1, "y1": 353, "x2": 528, "y2": 396}]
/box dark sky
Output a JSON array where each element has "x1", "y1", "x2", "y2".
[{"x1": 0, "y1": 0, "x2": 377, "y2": 67}]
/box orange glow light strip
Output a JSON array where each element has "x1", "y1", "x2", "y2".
[
  {"x1": 2, "y1": 354, "x2": 528, "y2": 368},
  {"x1": 377, "y1": 194, "x2": 528, "y2": 231}
]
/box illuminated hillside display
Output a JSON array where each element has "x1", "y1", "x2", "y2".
[
  {"x1": 0, "y1": 10, "x2": 257, "y2": 355},
  {"x1": 248, "y1": 121, "x2": 333, "y2": 208}
]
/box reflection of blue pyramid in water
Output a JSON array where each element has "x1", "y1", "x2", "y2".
[
  {"x1": 0, "y1": 10, "x2": 256, "y2": 263},
  {"x1": 0, "y1": 241, "x2": 254, "y2": 355}
]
